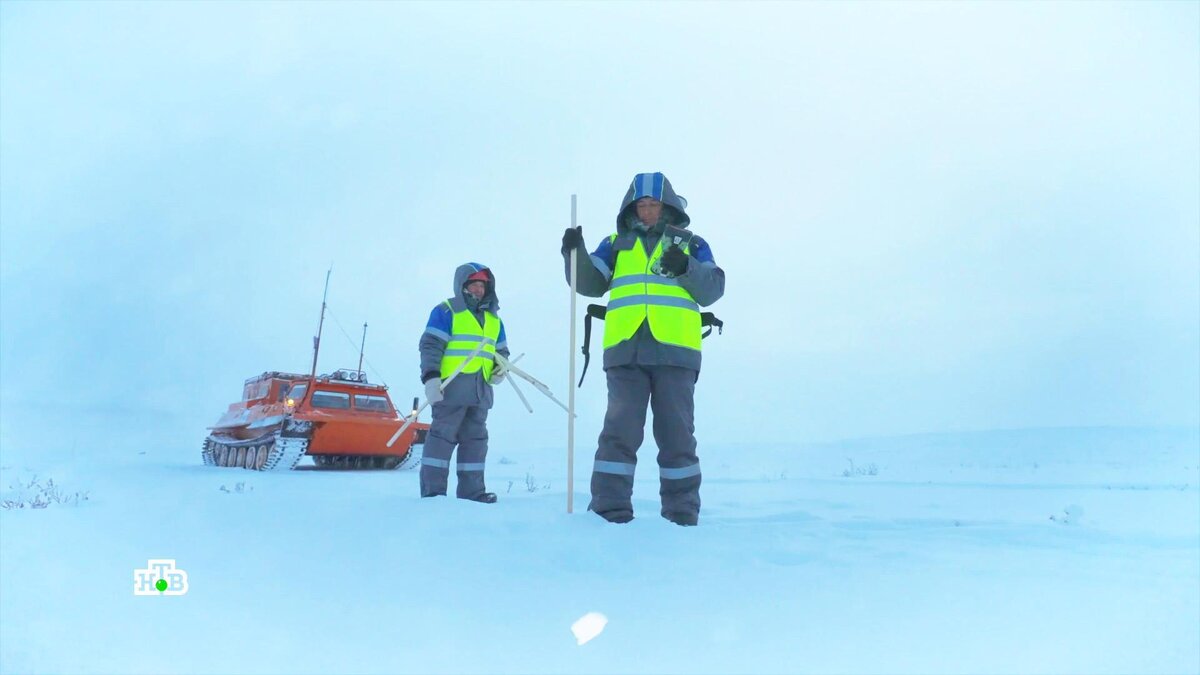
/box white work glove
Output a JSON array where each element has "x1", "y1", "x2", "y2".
[
  {"x1": 424, "y1": 378, "x2": 444, "y2": 404},
  {"x1": 491, "y1": 368, "x2": 506, "y2": 386}
]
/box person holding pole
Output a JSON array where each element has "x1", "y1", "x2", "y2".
[
  {"x1": 418, "y1": 262, "x2": 510, "y2": 502},
  {"x1": 560, "y1": 173, "x2": 725, "y2": 526}
]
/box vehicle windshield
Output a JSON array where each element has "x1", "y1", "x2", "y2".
[
  {"x1": 311, "y1": 390, "x2": 350, "y2": 409},
  {"x1": 287, "y1": 384, "x2": 308, "y2": 405},
  {"x1": 354, "y1": 394, "x2": 392, "y2": 413}
]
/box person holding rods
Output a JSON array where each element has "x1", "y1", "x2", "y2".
[{"x1": 417, "y1": 262, "x2": 510, "y2": 503}]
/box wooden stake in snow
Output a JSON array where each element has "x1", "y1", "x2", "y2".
[{"x1": 568, "y1": 194, "x2": 578, "y2": 514}]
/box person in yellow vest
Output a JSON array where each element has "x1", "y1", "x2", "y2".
[
  {"x1": 418, "y1": 263, "x2": 510, "y2": 502},
  {"x1": 561, "y1": 173, "x2": 725, "y2": 525}
]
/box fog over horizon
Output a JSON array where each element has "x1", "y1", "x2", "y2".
[{"x1": 2, "y1": 1, "x2": 1197, "y2": 460}]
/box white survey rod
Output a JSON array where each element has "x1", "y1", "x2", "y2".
[
  {"x1": 494, "y1": 354, "x2": 574, "y2": 415},
  {"x1": 568, "y1": 193, "x2": 577, "y2": 514},
  {"x1": 498, "y1": 353, "x2": 533, "y2": 413},
  {"x1": 507, "y1": 372, "x2": 533, "y2": 413}
]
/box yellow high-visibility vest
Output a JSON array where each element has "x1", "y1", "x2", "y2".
[
  {"x1": 439, "y1": 301, "x2": 500, "y2": 381},
  {"x1": 603, "y1": 235, "x2": 702, "y2": 351}
]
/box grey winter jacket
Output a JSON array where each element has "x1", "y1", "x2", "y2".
[
  {"x1": 418, "y1": 262, "x2": 511, "y2": 408},
  {"x1": 561, "y1": 177, "x2": 725, "y2": 373}
]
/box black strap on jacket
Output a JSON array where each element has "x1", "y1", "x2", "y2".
[{"x1": 578, "y1": 304, "x2": 724, "y2": 387}]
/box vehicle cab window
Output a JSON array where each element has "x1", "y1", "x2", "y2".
[
  {"x1": 354, "y1": 394, "x2": 392, "y2": 413},
  {"x1": 311, "y1": 390, "x2": 350, "y2": 409}
]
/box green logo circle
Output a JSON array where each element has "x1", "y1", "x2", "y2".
[{"x1": 155, "y1": 579, "x2": 167, "y2": 593}]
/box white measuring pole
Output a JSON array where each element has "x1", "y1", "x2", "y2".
[
  {"x1": 568, "y1": 194, "x2": 578, "y2": 514},
  {"x1": 498, "y1": 353, "x2": 533, "y2": 413},
  {"x1": 495, "y1": 354, "x2": 573, "y2": 414}
]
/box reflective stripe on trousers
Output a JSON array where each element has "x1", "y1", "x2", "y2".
[{"x1": 594, "y1": 460, "x2": 700, "y2": 480}]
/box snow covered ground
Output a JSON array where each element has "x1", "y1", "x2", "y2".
[{"x1": 1, "y1": 426, "x2": 1197, "y2": 675}]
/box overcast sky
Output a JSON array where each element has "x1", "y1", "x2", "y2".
[{"x1": 1, "y1": 1, "x2": 1197, "y2": 459}]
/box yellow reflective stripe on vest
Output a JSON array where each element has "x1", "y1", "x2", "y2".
[
  {"x1": 440, "y1": 301, "x2": 500, "y2": 381},
  {"x1": 603, "y1": 235, "x2": 702, "y2": 351}
]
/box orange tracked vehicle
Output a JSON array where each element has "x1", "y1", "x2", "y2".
[
  {"x1": 202, "y1": 368, "x2": 428, "y2": 471},
  {"x1": 202, "y1": 270, "x2": 428, "y2": 471}
]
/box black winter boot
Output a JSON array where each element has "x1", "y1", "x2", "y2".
[
  {"x1": 663, "y1": 511, "x2": 698, "y2": 526},
  {"x1": 594, "y1": 508, "x2": 634, "y2": 524},
  {"x1": 465, "y1": 492, "x2": 497, "y2": 504}
]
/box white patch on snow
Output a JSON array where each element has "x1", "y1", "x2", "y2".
[{"x1": 570, "y1": 612, "x2": 608, "y2": 645}]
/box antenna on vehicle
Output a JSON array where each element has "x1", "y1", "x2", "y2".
[
  {"x1": 310, "y1": 266, "x2": 332, "y2": 381},
  {"x1": 357, "y1": 322, "x2": 368, "y2": 381}
]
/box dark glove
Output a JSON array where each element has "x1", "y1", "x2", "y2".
[
  {"x1": 561, "y1": 226, "x2": 584, "y2": 255},
  {"x1": 660, "y1": 245, "x2": 690, "y2": 276}
]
